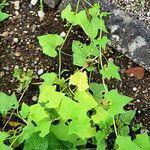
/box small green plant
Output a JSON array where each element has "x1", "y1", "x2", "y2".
[
  {"x1": 0, "y1": 1, "x2": 149, "y2": 149},
  {"x1": 0, "y1": 0, "x2": 10, "y2": 22},
  {"x1": 13, "y1": 68, "x2": 33, "y2": 92}
]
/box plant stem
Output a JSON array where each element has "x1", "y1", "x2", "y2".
[
  {"x1": 2, "y1": 86, "x2": 28, "y2": 130},
  {"x1": 58, "y1": 0, "x2": 81, "y2": 80},
  {"x1": 113, "y1": 117, "x2": 118, "y2": 137}
]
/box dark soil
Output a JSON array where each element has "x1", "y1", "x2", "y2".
[{"x1": 0, "y1": 0, "x2": 150, "y2": 135}]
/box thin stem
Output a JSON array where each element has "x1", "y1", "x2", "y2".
[
  {"x1": 113, "y1": 117, "x2": 118, "y2": 137},
  {"x1": 58, "y1": 25, "x2": 73, "y2": 80},
  {"x1": 2, "y1": 86, "x2": 28, "y2": 130},
  {"x1": 58, "y1": 0, "x2": 81, "y2": 80}
]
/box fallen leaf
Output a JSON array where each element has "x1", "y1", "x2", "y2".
[{"x1": 125, "y1": 67, "x2": 144, "y2": 79}]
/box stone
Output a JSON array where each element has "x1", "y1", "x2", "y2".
[
  {"x1": 37, "y1": 69, "x2": 44, "y2": 75},
  {"x1": 43, "y1": 0, "x2": 61, "y2": 8},
  {"x1": 125, "y1": 67, "x2": 145, "y2": 79}
]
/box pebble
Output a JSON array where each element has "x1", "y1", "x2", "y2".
[
  {"x1": 60, "y1": 32, "x2": 66, "y2": 38},
  {"x1": 38, "y1": 10, "x2": 45, "y2": 18},
  {"x1": 13, "y1": 38, "x2": 19, "y2": 43},
  {"x1": 108, "y1": 58, "x2": 114, "y2": 63},
  {"x1": 37, "y1": 69, "x2": 44, "y2": 75},
  {"x1": 31, "y1": 0, "x2": 38, "y2": 6},
  {"x1": 32, "y1": 96, "x2": 38, "y2": 101},
  {"x1": 0, "y1": 31, "x2": 9, "y2": 37},
  {"x1": 0, "y1": 71, "x2": 5, "y2": 78},
  {"x1": 133, "y1": 87, "x2": 137, "y2": 91},
  {"x1": 14, "y1": 1, "x2": 20, "y2": 10}
]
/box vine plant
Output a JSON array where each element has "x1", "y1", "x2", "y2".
[{"x1": 0, "y1": 1, "x2": 150, "y2": 150}]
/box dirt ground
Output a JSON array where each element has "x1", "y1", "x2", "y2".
[{"x1": 0, "y1": 0, "x2": 150, "y2": 132}]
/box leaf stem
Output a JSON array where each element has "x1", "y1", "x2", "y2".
[
  {"x1": 113, "y1": 117, "x2": 118, "y2": 137},
  {"x1": 58, "y1": 0, "x2": 81, "y2": 80}
]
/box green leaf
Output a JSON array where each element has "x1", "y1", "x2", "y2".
[
  {"x1": 91, "y1": 106, "x2": 110, "y2": 125},
  {"x1": 72, "y1": 41, "x2": 99, "y2": 67},
  {"x1": 37, "y1": 34, "x2": 64, "y2": 57},
  {"x1": 120, "y1": 110, "x2": 136, "y2": 125},
  {"x1": 39, "y1": 85, "x2": 65, "y2": 108},
  {"x1": 58, "y1": 96, "x2": 79, "y2": 121},
  {"x1": 69, "y1": 116, "x2": 96, "y2": 140},
  {"x1": 104, "y1": 90, "x2": 133, "y2": 116},
  {"x1": 17, "y1": 121, "x2": 35, "y2": 144},
  {"x1": 51, "y1": 120, "x2": 78, "y2": 143},
  {"x1": 115, "y1": 136, "x2": 142, "y2": 150},
  {"x1": 133, "y1": 133, "x2": 150, "y2": 150},
  {"x1": 61, "y1": 4, "x2": 76, "y2": 25},
  {"x1": 0, "y1": 92, "x2": 18, "y2": 115},
  {"x1": 23, "y1": 132, "x2": 49, "y2": 150},
  {"x1": 0, "y1": 143, "x2": 13, "y2": 150},
  {"x1": 89, "y1": 83, "x2": 107, "y2": 101},
  {"x1": 74, "y1": 91, "x2": 98, "y2": 118},
  {"x1": 0, "y1": 132, "x2": 9, "y2": 143},
  {"x1": 35, "y1": 118, "x2": 51, "y2": 138},
  {"x1": 120, "y1": 125, "x2": 129, "y2": 136},
  {"x1": 95, "y1": 131, "x2": 107, "y2": 150},
  {"x1": 0, "y1": 12, "x2": 10, "y2": 22},
  {"x1": 96, "y1": 36, "x2": 109, "y2": 49},
  {"x1": 29, "y1": 104, "x2": 49, "y2": 124},
  {"x1": 40, "y1": 72, "x2": 57, "y2": 85},
  {"x1": 19, "y1": 103, "x2": 30, "y2": 118},
  {"x1": 100, "y1": 62, "x2": 121, "y2": 80},
  {"x1": 69, "y1": 71, "x2": 89, "y2": 91}
]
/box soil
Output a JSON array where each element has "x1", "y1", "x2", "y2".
[{"x1": 0, "y1": 0, "x2": 150, "y2": 139}]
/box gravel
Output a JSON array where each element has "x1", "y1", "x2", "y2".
[{"x1": 107, "y1": 0, "x2": 150, "y2": 30}]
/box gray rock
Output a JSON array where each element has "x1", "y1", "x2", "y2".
[
  {"x1": 58, "y1": 0, "x2": 150, "y2": 72},
  {"x1": 43, "y1": 0, "x2": 61, "y2": 8}
]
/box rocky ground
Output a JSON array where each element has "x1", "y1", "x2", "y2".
[{"x1": 0, "y1": 0, "x2": 150, "y2": 132}]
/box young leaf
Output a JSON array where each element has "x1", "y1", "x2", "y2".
[
  {"x1": 69, "y1": 71, "x2": 89, "y2": 91},
  {"x1": 72, "y1": 40, "x2": 99, "y2": 67},
  {"x1": 0, "y1": 92, "x2": 18, "y2": 115},
  {"x1": 120, "y1": 110, "x2": 136, "y2": 125},
  {"x1": 119, "y1": 125, "x2": 129, "y2": 136},
  {"x1": 89, "y1": 83, "x2": 107, "y2": 101},
  {"x1": 37, "y1": 34, "x2": 64, "y2": 57},
  {"x1": 100, "y1": 62, "x2": 121, "y2": 80},
  {"x1": 96, "y1": 36, "x2": 109, "y2": 49},
  {"x1": 133, "y1": 133, "x2": 150, "y2": 150},
  {"x1": 40, "y1": 72, "x2": 57, "y2": 85},
  {"x1": 19, "y1": 102, "x2": 30, "y2": 118},
  {"x1": 61, "y1": 4, "x2": 76, "y2": 25},
  {"x1": 0, "y1": 12, "x2": 10, "y2": 22},
  {"x1": 104, "y1": 90, "x2": 133, "y2": 116},
  {"x1": 115, "y1": 136, "x2": 142, "y2": 150}
]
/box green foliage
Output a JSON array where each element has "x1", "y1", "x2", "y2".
[
  {"x1": 13, "y1": 68, "x2": 33, "y2": 92},
  {"x1": 0, "y1": 1, "x2": 10, "y2": 22},
  {"x1": 100, "y1": 61, "x2": 121, "y2": 80},
  {"x1": 37, "y1": 34, "x2": 64, "y2": 57},
  {"x1": 0, "y1": 92, "x2": 18, "y2": 115},
  {"x1": 115, "y1": 133, "x2": 150, "y2": 150},
  {"x1": 0, "y1": 12, "x2": 10, "y2": 22},
  {"x1": 0, "y1": 2, "x2": 149, "y2": 150}
]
